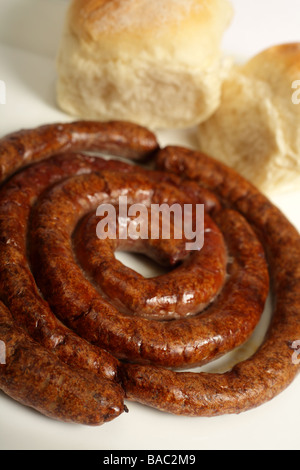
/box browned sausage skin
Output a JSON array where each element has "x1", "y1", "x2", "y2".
[
  {"x1": 0, "y1": 120, "x2": 159, "y2": 184},
  {"x1": 118, "y1": 146, "x2": 300, "y2": 416},
  {"x1": 0, "y1": 153, "x2": 132, "y2": 381},
  {"x1": 73, "y1": 201, "x2": 228, "y2": 320},
  {"x1": 0, "y1": 120, "x2": 159, "y2": 424},
  {"x1": 0, "y1": 121, "x2": 298, "y2": 423},
  {"x1": 0, "y1": 302, "x2": 124, "y2": 425},
  {"x1": 28, "y1": 170, "x2": 268, "y2": 368}
]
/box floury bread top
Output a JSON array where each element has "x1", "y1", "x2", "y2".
[
  {"x1": 197, "y1": 43, "x2": 300, "y2": 194},
  {"x1": 56, "y1": 0, "x2": 233, "y2": 129}
]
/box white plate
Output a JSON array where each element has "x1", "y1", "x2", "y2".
[{"x1": 0, "y1": 0, "x2": 300, "y2": 451}]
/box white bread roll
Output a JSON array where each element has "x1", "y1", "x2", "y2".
[
  {"x1": 56, "y1": 0, "x2": 233, "y2": 130},
  {"x1": 197, "y1": 43, "x2": 300, "y2": 195}
]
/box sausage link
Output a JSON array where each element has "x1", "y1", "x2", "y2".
[
  {"x1": 0, "y1": 120, "x2": 159, "y2": 184},
  {"x1": 0, "y1": 302, "x2": 124, "y2": 425},
  {"x1": 0, "y1": 153, "x2": 132, "y2": 380},
  {"x1": 73, "y1": 206, "x2": 227, "y2": 320},
  {"x1": 0, "y1": 121, "x2": 296, "y2": 422},
  {"x1": 28, "y1": 170, "x2": 268, "y2": 368},
  {"x1": 118, "y1": 146, "x2": 300, "y2": 416},
  {"x1": 0, "y1": 119, "x2": 159, "y2": 424}
]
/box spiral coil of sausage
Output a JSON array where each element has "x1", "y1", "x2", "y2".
[{"x1": 0, "y1": 121, "x2": 299, "y2": 424}]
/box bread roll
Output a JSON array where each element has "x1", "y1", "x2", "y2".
[
  {"x1": 56, "y1": 0, "x2": 233, "y2": 130},
  {"x1": 197, "y1": 43, "x2": 300, "y2": 194}
]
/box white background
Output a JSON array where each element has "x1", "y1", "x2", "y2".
[{"x1": 0, "y1": 0, "x2": 300, "y2": 450}]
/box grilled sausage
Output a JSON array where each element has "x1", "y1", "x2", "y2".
[
  {"x1": 0, "y1": 120, "x2": 159, "y2": 424},
  {"x1": 0, "y1": 121, "x2": 298, "y2": 423},
  {"x1": 119, "y1": 146, "x2": 300, "y2": 416},
  {"x1": 0, "y1": 302, "x2": 124, "y2": 425},
  {"x1": 0, "y1": 120, "x2": 159, "y2": 184},
  {"x1": 0, "y1": 153, "x2": 134, "y2": 380},
  {"x1": 28, "y1": 170, "x2": 268, "y2": 368},
  {"x1": 73, "y1": 204, "x2": 227, "y2": 320}
]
